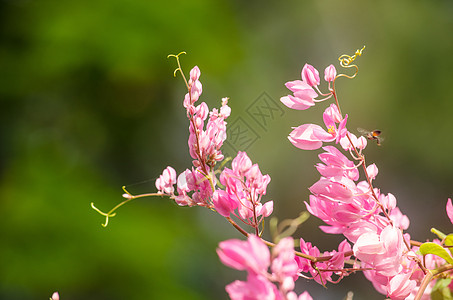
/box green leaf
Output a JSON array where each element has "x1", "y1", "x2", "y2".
[
  {"x1": 419, "y1": 242, "x2": 453, "y2": 265},
  {"x1": 445, "y1": 234, "x2": 453, "y2": 256}
]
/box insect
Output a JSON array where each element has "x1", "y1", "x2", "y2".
[{"x1": 357, "y1": 128, "x2": 383, "y2": 146}]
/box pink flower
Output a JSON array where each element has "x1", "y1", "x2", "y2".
[
  {"x1": 297, "y1": 291, "x2": 313, "y2": 300},
  {"x1": 366, "y1": 163, "x2": 379, "y2": 180},
  {"x1": 309, "y1": 176, "x2": 356, "y2": 203},
  {"x1": 340, "y1": 132, "x2": 367, "y2": 151},
  {"x1": 271, "y1": 237, "x2": 299, "y2": 292},
  {"x1": 446, "y1": 198, "x2": 453, "y2": 224},
  {"x1": 51, "y1": 292, "x2": 59, "y2": 300},
  {"x1": 155, "y1": 166, "x2": 177, "y2": 195},
  {"x1": 324, "y1": 64, "x2": 337, "y2": 82},
  {"x1": 297, "y1": 238, "x2": 352, "y2": 285},
  {"x1": 301, "y1": 63, "x2": 320, "y2": 87},
  {"x1": 289, "y1": 124, "x2": 332, "y2": 150},
  {"x1": 386, "y1": 272, "x2": 417, "y2": 300},
  {"x1": 226, "y1": 274, "x2": 281, "y2": 300},
  {"x1": 316, "y1": 146, "x2": 359, "y2": 181},
  {"x1": 231, "y1": 151, "x2": 252, "y2": 176},
  {"x1": 353, "y1": 225, "x2": 404, "y2": 277},
  {"x1": 219, "y1": 236, "x2": 302, "y2": 299},
  {"x1": 187, "y1": 66, "x2": 202, "y2": 104},
  {"x1": 217, "y1": 235, "x2": 270, "y2": 275},
  {"x1": 280, "y1": 80, "x2": 318, "y2": 110},
  {"x1": 212, "y1": 189, "x2": 238, "y2": 217},
  {"x1": 288, "y1": 105, "x2": 348, "y2": 150},
  {"x1": 219, "y1": 152, "x2": 273, "y2": 223}
]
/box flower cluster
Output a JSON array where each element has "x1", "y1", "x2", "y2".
[
  {"x1": 218, "y1": 235, "x2": 312, "y2": 300},
  {"x1": 280, "y1": 60, "x2": 453, "y2": 299},
  {"x1": 153, "y1": 63, "x2": 273, "y2": 231},
  {"x1": 93, "y1": 50, "x2": 453, "y2": 300}
]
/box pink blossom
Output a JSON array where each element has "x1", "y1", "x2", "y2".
[
  {"x1": 353, "y1": 225, "x2": 404, "y2": 277},
  {"x1": 389, "y1": 207, "x2": 410, "y2": 230},
  {"x1": 379, "y1": 193, "x2": 397, "y2": 210},
  {"x1": 212, "y1": 189, "x2": 238, "y2": 217},
  {"x1": 386, "y1": 272, "x2": 417, "y2": 300},
  {"x1": 301, "y1": 63, "x2": 320, "y2": 87},
  {"x1": 219, "y1": 152, "x2": 273, "y2": 223},
  {"x1": 288, "y1": 124, "x2": 332, "y2": 150},
  {"x1": 231, "y1": 151, "x2": 252, "y2": 176},
  {"x1": 280, "y1": 80, "x2": 318, "y2": 110},
  {"x1": 219, "y1": 236, "x2": 304, "y2": 299},
  {"x1": 155, "y1": 166, "x2": 177, "y2": 195},
  {"x1": 189, "y1": 66, "x2": 200, "y2": 82},
  {"x1": 173, "y1": 167, "x2": 212, "y2": 206},
  {"x1": 323, "y1": 103, "x2": 342, "y2": 124},
  {"x1": 340, "y1": 132, "x2": 367, "y2": 151},
  {"x1": 187, "y1": 66, "x2": 202, "y2": 104},
  {"x1": 187, "y1": 97, "x2": 230, "y2": 168},
  {"x1": 271, "y1": 237, "x2": 299, "y2": 292},
  {"x1": 288, "y1": 104, "x2": 348, "y2": 150},
  {"x1": 342, "y1": 220, "x2": 380, "y2": 243},
  {"x1": 226, "y1": 274, "x2": 281, "y2": 300},
  {"x1": 447, "y1": 198, "x2": 453, "y2": 224},
  {"x1": 324, "y1": 64, "x2": 337, "y2": 82},
  {"x1": 309, "y1": 176, "x2": 356, "y2": 203},
  {"x1": 217, "y1": 235, "x2": 270, "y2": 275},
  {"x1": 366, "y1": 163, "x2": 379, "y2": 180},
  {"x1": 297, "y1": 291, "x2": 313, "y2": 300},
  {"x1": 297, "y1": 238, "x2": 351, "y2": 285},
  {"x1": 316, "y1": 146, "x2": 359, "y2": 181},
  {"x1": 51, "y1": 292, "x2": 59, "y2": 300}
]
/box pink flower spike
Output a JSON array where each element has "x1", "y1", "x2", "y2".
[
  {"x1": 301, "y1": 64, "x2": 320, "y2": 87},
  {"x1": 447, "y1": 198, "x2": 453, "y2": 224},
  {"x1": 324, "y1": 64, "x2": 337, "y2": 82}
]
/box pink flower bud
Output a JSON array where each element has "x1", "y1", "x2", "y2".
[
  {"x1": 155, "y1": 166, "x2": 177, "y2": 194},
  {"x1": 51, "y1": 292, "x2": 59, "y2": 300},
  {"x1": 324, "y1": 64, "x2": 337, "y2": 82},
  {"x1": 189, "y1": 66, "x2": 200, "y2": 82},
  {"x1": 232, "y1": 151, "x2": 252, "y2": 176},
  {"x1": 448, "y1": 198, "x2": 453, "y2": 224},
  {"x1": 366, "y1": 163, "x2": 379, "y2": 180},
  {"x1": 301, "y1": 64, "x2": 320, "y2": 87}
]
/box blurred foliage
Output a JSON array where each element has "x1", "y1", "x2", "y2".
[{"x1": 0, "y1": 0, "x2": 453, "y2": 299}]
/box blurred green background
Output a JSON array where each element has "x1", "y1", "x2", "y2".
[{"x1": 1, "y1": 0, "x2": 453, "y2": 299}]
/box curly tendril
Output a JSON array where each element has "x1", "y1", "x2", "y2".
[{"x1": 336, "y1": 46, "x2": 366, "y2": 80}]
